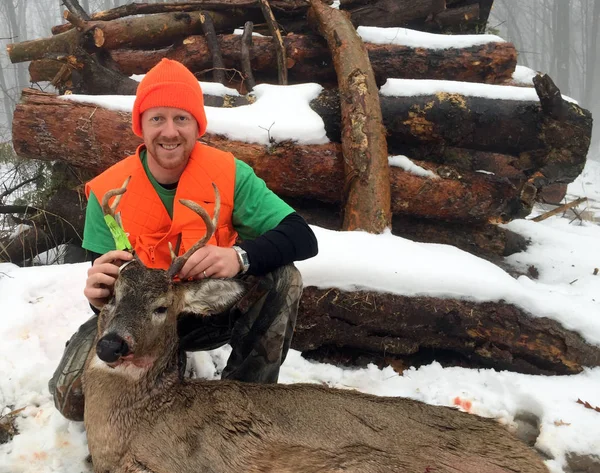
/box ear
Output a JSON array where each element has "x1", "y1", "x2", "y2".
[{"x1": 175, "y1": 279, "x2": 247, "y2": 315}]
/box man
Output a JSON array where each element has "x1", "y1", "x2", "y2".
[{"x1": 49, "y1": 58, "x2": 318, "y2": 421}]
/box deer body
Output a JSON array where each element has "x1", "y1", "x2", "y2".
[
  {"x1": 85, "y1": 350, "x2": 543, "y2": 473},
  {"x1": 82, "y1": 185, "x2": 546, "y2": 473}
]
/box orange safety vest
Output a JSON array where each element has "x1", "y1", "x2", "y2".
[{"x1": 86, "y1": 142, "x2": 238, "y2": 269}]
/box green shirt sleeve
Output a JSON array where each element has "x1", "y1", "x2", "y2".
[
  {"x1": 82, "y1": 191, "x2": 117, "y2": 254},
  {"x1": 232, "y1": 159, "x2": 294, "y2": 241}
]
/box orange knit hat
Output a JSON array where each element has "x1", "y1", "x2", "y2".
[{"x1": 132, "y1": 58, "x2": 207, "y2": 137}]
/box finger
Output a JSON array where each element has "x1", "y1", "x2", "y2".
[
  {"x1": 84, "y1": 285, "x2": 112, "y2": 301},
  {"x1": 88, "y1": 262, "x2": 120, "y2": 278},
  {"x1": 186, "y1": 262, "x2": 212, "y2": 280},
  {"x1": 95, "y1": 250, "x2": 133, "y2": 266},
  {"x1": 89, "y1": 272, "x2": 117, "y2": 288},
  {"x1": 179, "y1": 248, "x2": 209, "y2": 279}
]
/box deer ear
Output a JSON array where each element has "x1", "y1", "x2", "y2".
[{"x1": 176, "y1": 279, "x2": 247, "y2": 315}]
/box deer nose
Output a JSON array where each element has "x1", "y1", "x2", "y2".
[{"x1": 96, "y1": 333, "x2": 131, "y2": 363}]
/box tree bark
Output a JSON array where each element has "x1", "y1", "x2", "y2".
[
  {"x1": 8, "y1": 10, "x2": 264, "y2": 63},
  {"x1": 0, "y1": 188, "x2": 87, "y2": 266},
  {"x1": 12, "y1": 89, "x2": 529, "y2": 223},
  {"x1": 295, "y1": 287, "x2": 600, "y2": 375},
  {"x1": 48, "y1": 0, "x2": 492, "y2": 36},
  {"x1": 376, "y1": 90, "x2": 592, "y2": 184},
  {"x1": 50, "y1": 0, "x2": 311, "y2": 35},
  {"x1": 14, "y1": 84, "x2": 590, "y2": 189},
  {"x1": 309, "y1": 1, "x2": 391, "y2": 233},
  {"x1": 29, "y1": 35, "x2": 517, "y2": 88},
  {"x1": 339, "y1": 0, "x2": 486, "y2": 33},
  {"x1": 284, "y1": 197, "x2": 529, "y2": 263}
]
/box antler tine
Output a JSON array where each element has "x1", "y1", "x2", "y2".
[
  {"x1": 101, "y1": 176, "x2": 132, "y2": 217},
  {"x1": 167, "y1": 183, "x2": 220, "y2": 278}
]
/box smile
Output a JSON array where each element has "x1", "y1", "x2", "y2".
[{"x1": 160, "y1": 144, "x2": 180, "y2": 150}]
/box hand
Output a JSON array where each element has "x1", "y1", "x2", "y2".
[
  {"x1": 83, "y1": 250, "x2": 134, "y2": 309},
  {"x1": 178, "y1": 245, "x2": 241, "y2": 280}
]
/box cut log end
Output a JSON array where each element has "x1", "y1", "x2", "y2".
[{"x1": 94, "y1": 28, "x2": 105, "y2": 47}]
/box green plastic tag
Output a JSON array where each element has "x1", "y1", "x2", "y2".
[{"x1": 104, "y1": 214, "x2": 132, "y2": 251}]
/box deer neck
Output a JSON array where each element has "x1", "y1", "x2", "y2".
[{"x1": 85, "y1": 340, "x2": 181, "y2": 409}]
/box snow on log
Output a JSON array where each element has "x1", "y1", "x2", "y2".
[{"x1": 11, "y1": 89, "x2": 529, "y2": 223}]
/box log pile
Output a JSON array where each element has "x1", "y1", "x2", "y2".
[{"x1": 6, "y1": 0, "x2": 598, "y2": 382}]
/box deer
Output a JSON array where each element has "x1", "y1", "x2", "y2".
[{"x1": 81, "y1": 182, "x2": 548, "y2": 473}]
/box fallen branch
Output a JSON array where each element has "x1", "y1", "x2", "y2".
[
  {"x1": 532, "y1": 197, "x2": 587, "y2": 222},
  {"x1": 310, "y1": 0, "x2": 391, "y2": 233},
  {"x1": 200, "y1": 11, "x2": 225, "y2": 84},
  {"x1": 240, "y1": 22, "x2": 256, "y2": 91},
  {"x1": 258, "y1": 0, "x2": 287, "y2": 85}
]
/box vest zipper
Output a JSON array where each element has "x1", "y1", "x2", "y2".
[{"x1": 149, "y1": 246, "x2": 155, "y2": 264}]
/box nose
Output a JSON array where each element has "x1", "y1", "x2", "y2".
[
  {"x1": 161, "y1": 118, "x2": 178, "y2": 138},
  {"x1": 96, "y1": 333, "x2": 130, "y2": 363}
]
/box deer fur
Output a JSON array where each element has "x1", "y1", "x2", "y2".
[{"x1": 82, "y1": 258, "x2": 548, "y2": 473}]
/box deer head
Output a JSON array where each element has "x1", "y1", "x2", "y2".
[{"x1": 93, "y1": 180, "x2": 247, "y2": 375}]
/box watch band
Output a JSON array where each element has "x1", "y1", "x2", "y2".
[{"x1": 232, "y1": 245, "x2": 250, "y2": 275}]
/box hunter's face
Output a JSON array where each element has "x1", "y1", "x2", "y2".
[{"x1": 141, "y1": 107, "x2": 199, "y2": 183}]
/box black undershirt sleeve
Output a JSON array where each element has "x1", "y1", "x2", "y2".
[{"x1": 237, "y1": 212, "x2": 318, "y2": 276}]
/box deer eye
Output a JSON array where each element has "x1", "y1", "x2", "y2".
[{"x1": 154, "y1": 306, "x2": 168, "y2": 316}]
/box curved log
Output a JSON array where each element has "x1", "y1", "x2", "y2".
[
  {"x1": 309, "y1": 0, "x2": 391, "y2": 232},
  {"x1": 295, "y1": 287, "x2": 600, "y2": 375}
]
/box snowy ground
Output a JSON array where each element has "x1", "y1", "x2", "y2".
[
  {"x1": 1, "y1": 26, "x2": 600, "y2": 473},
  {"x1": 1, "y1": 155, "x2": 599, "y2": 472}
]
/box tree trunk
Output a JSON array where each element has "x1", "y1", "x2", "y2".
[
  {"x1": 553, "y1": 0, "x2": 570, "y2": 94},
  {"x1": 48, "y1": 0, "x2": 493, "y2": 36},
  {"x1": 339, "y1": 0, "x2": 484, "y2": 33},
  {"x1": 14, "y1": 84, "x2": 590, "y2": 187},
  {"x1": 295, "y1": 287, "x2": 600, "y2": 375},
  {"x1": 0, "y1": 188, "x2": 87, "y2": 266},
  {"x1": 50, "y1": 0, "x2": 311, "y2": 35},
  {"x1": 583, "y1": 0, "x2": 600, "y2": 106},
  {"x1": 309, "y1": 1, "x2": 391, "y2": 233},
  {"x1": 12, "y1": 89, "x2": 530, "y2": 223},
  {"x1": 376, "y1": 90, "x2": 592, "y2": 184},
  {"x1": 284, "y1": 196, "x2": 529, "y2": 263},
  {"x1": 28, "y1": 35, "x2": 518, "y2": 87},
  {"x1": 7, "y1": 10, "x2": 263, "y2": 63}
]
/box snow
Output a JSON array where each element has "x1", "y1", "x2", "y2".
[
  {"x1": 62, "y1": 83, "x2": 327, "y2": 146},
  {"x1": 513, "y1": 65, "x2": 540, "y2": 85},
  {"x1": 381, "y1": 78, "x2": 578, "y2": 103},
  {"x1": 358, "y1": 26, "x2": 505, "y2": 49},
  {"x1": 2, "y1": 24, "x2": 599, "y2": 473},
  {"x1": 388, "y1": 155, "x2": 438, "y2": 179}
]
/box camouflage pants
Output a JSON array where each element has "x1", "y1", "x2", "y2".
[{"x1": 48, "y1": 264, "x2": 303, "y2": 421}]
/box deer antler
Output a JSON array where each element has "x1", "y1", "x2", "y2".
[
  {"x1": 101, "y1": 176, "x2": 133, "y2": 252},
  {"x1": 101, "y1": 176, "x2": 131, "y2": 228},
  {"x1": 167, "y1": 183, "x2": 220, "y2": 278}
]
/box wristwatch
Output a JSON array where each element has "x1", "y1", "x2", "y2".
[{"x1": 232, "y1": 245, "x2": 250, "y2": 275}]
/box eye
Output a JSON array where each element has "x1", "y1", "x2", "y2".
[{"x1": 154, "y1": 306, "x2": 168, "y2": 316}]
